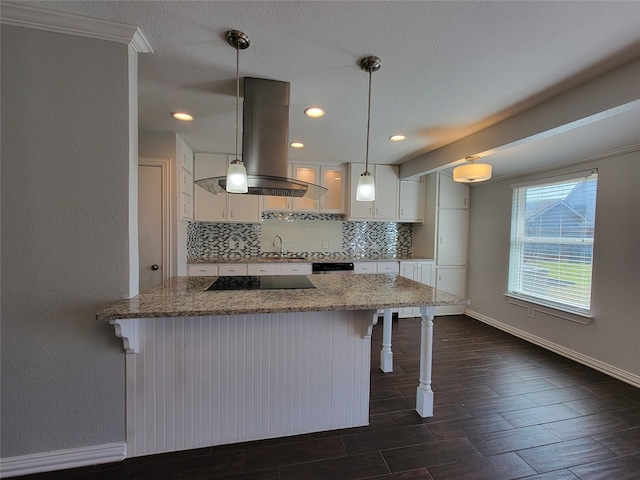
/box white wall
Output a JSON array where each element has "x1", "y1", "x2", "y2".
[
  {"x1": 466, "y1": 150, "x2": 640, "y2": 382},
  {"x1": 1, "y1": 26, "x2": 131, "y2": 457}
]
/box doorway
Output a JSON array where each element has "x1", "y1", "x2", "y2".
[{"x1": 138, "y1": 157, "x2": 172, "y2": 292}]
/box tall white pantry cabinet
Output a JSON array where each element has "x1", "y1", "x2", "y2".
[{"x1": 413, "y1": 172, "x2": 469, "y2": 315}]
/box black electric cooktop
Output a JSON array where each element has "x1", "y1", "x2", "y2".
[{"x1": 206, "y1": 275, "x2": 316, "y2": 291}]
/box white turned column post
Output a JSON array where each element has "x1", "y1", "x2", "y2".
[
  {"x1": 416, "y1": 306, "x2": 436, "y2": 417},
  {"x1": 380, "y1": 308, "x2": 393, "y2": 372}
]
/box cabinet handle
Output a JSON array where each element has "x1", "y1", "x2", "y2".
[
  {"x1": 464, "y1": 198, "x2": 467, "y2": 206},
  {"x1": 369, "y1": 207, "x2": 373, "y2": 216},
  {"x1": 376, "y1": 208, "x2": 379, "y2": 215},
  {"x1": 222, "y1": 210, "x2": 225, "y2": 219},
  {"x1": 440, "y1": 236, "x2": 443, "y2": 243},
  {"x1": 230, "y1": 210, "x2": 233, "y2": 218}
]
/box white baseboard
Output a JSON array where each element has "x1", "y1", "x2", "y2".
[
  {"x1": 465, "y1": 309, "x2": 640, "y2": 388},
  {"x1": 0, "y1": 442, "x2": 126, "y2": 478}
]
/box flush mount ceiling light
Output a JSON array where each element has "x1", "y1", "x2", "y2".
[
  {"x1": 356, "y1": 55, "x2": 381, "y2": 202},
  {"x1": 304, "y1": 107, "x2": 325, "y2": 118},
  {"x1": 453, "y1": 156, "x2": 492, "y2": 183},
  {"x1": 171, "y1": 112, "x2": 193, "y2": 121},
  {"x1": 225, "y1": 30, "x2": 249, "y2": 193},
  {"x1": 290, "y1": 142, "x2": 304, "y2": 148},
  {"x1": 389, "y1": 134, "x2": 406, "y2": 142}
]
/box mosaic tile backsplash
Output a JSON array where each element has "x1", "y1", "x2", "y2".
[{"x1": 187, "y1": 213, "x2": 412, "y2": 260}]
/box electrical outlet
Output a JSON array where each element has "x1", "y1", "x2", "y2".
[
  {"x1": 527, "y1": 308, "x2": 535, "y2": 318},
  {"x1": 228, "y1": 238, "x2": 235, "y2": 249},
  {"x1": 323, "y1": 240, "x2": 329, "y2": 249}
]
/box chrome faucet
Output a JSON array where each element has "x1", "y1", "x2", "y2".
[{"x1": 273, "y1": 235, "x2": 284, "y2": 258}]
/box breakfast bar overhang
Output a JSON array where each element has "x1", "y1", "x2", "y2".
[{"x1": 97, "y1": 274, "x2": 467, "y2": 457}]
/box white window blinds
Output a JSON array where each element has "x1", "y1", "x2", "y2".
[{"x1": 508, "y1": 170, "x2": 598, "y2": 315}]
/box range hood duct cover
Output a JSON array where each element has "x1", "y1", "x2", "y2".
[{"x1": 195, "y1": 77, "x2": 327, "y2": 200}]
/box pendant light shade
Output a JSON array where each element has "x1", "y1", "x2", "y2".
[
  {"x1": 453, "y1": 156, "x2": 492, "y2": 183},
  {"x1": 356, "y1": 56, "x2": 381, "y2": 202},
  {"x1": 226, "y1": 158, "x2": 248, "y2": 192},
  {"x1": 225, "y1": 30, "x2": 249, "y2": 193},
  {"x1": 356, "y1": 172, "x2": 375, "y2": 201}
]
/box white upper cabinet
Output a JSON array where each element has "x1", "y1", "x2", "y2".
[
  {"x1": 319, "y1": 165, "x2": 344, "y2": 213},
  {"x1": 262, "y1": 163, "x2": 344, "y2": 214},
  {"x1": 292, "y1": 164, "x2": 319, "y2": 212},
  {"x1": 399, "y1": 180, "x2": 424, "y2": 222},
  {"x1": 178, "y1": 137, "x2": 194, "y2": 220},
  {"x1": 438, "y1": 173, "x2": 469, "y2": 209},
  {"x1": 348, "y1": 163, "x2": 399, "y2": 221},
  {"x1": 194, "y1": 153, "x2": 261, "y2": 223}
]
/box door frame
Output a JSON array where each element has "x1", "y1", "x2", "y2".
[{"x1": 138, "y1": 156, "x2": 173, "y2": 286}]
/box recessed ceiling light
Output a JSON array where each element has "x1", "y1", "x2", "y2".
[
  {"x1": 389, "y1": 134, "x2": 406, "y2": 142},
  {"x1": 304, "y1": 107, "x2": 325, "y2": 118},
  {"x1": 290, "y1": 142, "x2": 304, "y2": 148},
  {"x1": 171, "y1": 112, "x2": 194, "y2": 121}
]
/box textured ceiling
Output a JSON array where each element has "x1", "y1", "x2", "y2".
[{"x1": 15, "y1": 0, "x2": 640, "y2": 182}]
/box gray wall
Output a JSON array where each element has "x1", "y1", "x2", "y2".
[
  {"x1": 1, "y1": 26, "x2": 131, "y2": 457},
  {"x1": 466, "y1": 150, "x2": 640, "y2": 378}
]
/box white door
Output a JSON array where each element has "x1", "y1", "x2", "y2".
[{"x1": 139, "y1": 158, "x2": 170, "y2": 292}]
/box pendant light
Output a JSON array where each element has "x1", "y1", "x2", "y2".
[
  {"x1": 453, "y1": 156, "x2": 492, "y2": 183},
  {"x1": 225, "y1": 30, "x2": 249, "y2": 193},
  {"x1": 356, "y1": 56, "x2": 381, "y2": 202}
]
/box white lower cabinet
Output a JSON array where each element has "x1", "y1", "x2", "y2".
[
  {"x1": 435, "y1": 266, "x2": 466, "y2": 315},
  {"x1": 353, "y1": 261, "x2": 399, "y2": 274},
  {"x1": 189, "y1": 263, "x2": 312, "y2": 277},
  {"x1": 281, "y1": 263, "x2": 312, "y2": 275},
  {"x1": 187, "y1": 265, "x2": 218, "y2": 276},
  {"x1": 247, "y1": 263, "x2": 312, "y2": 276},
  {"x1": 399, "y1": 260, "x2": 434, "y2": 317},
  {"x1": 217, "y1": 264, "x2": 248, "y2": 276}
]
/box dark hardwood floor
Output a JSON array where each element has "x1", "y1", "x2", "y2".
[{"x1": 15, "y1": 315, "x2": 639, "y2": 479}]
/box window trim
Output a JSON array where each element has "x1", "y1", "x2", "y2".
[{"x1": 508, "y1": 168, "x2": 597, "y2": 317}]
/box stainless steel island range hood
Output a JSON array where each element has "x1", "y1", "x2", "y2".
[{"x1": 195, "y1": 77, "x2": 327, "y2": 200}]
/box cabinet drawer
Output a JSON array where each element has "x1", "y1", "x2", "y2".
[
  {"x1": 247, "y1": 264, "x2": 281, "y2": 276},
  {"x1": 354, "y1": 262, "x2": 376, "y2": 274},
  {"x1": 281, "y1": 263, "x2": 312, "y2": 275},
  {"x1": 187, "y1": 265, "x2": 218, "y2": 276},
  {"x1": 377, "y1": 262, "x2": 399, "y2": 274},
  {"x1": 218, "y1": 264, "x2": 248, "y2": 276}
]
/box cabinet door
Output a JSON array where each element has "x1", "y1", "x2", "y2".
[
  {"x1": 292, "y1": 165, "x2": 318, "y2": 212},
  {"x1": 377, "y1": 262, "x2": 399, "y2": 274},
  {"x1": 436, "y1": 266, "x2": 466, "y2": 297},
  {"x1": 399, "y1": 180, "x2": 423, "y2": 222},
  {"x1": 436, "y1": 209, "x2": 468, "y2": 265},
  {"x1": 319, "y1": 165, "x2": 344, "y2": 213},
  {"x1": 228, "y1": 193, "x2": 261, "y2": 223},
  {"x1": 349, "y1": 163, "x2": 374, "y2": 219},
  {"x1": 263, "y1": 195, "x2": 291, "y2": 212},
  {"x1": 415, "y1": 261, "x2": 434, "y2": 286},
  {"x1": 194, "y1": 153, "x2": 227, "y2": 222},
  {"x1": 400, "y1": 261, "x2": 417, "y2": 281},
  {"x1": 438, "y1": 173, "x2": 469, "y2": 209},
  {"x1": 373, "y1": 165, "x2": 399, "y2": 220}
]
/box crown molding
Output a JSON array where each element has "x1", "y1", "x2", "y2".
[{"x1": 0, "y1": 2, "x2": 153, "y2": 53}]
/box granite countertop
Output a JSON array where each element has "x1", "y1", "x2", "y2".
[
  {"x1": 96, "y1": 274, "x2": 467, "y2": 321},
  {"x1": 188, "y1": 256, "x2": 434, "y2": 264}
]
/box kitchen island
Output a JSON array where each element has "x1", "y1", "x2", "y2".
[{"x1": 98, "y1": 274, "x2": 466, "y2": 457}]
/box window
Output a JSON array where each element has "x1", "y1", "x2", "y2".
[{"x1": 508, "y1": 170, "x2": 598, "y2": 315}]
